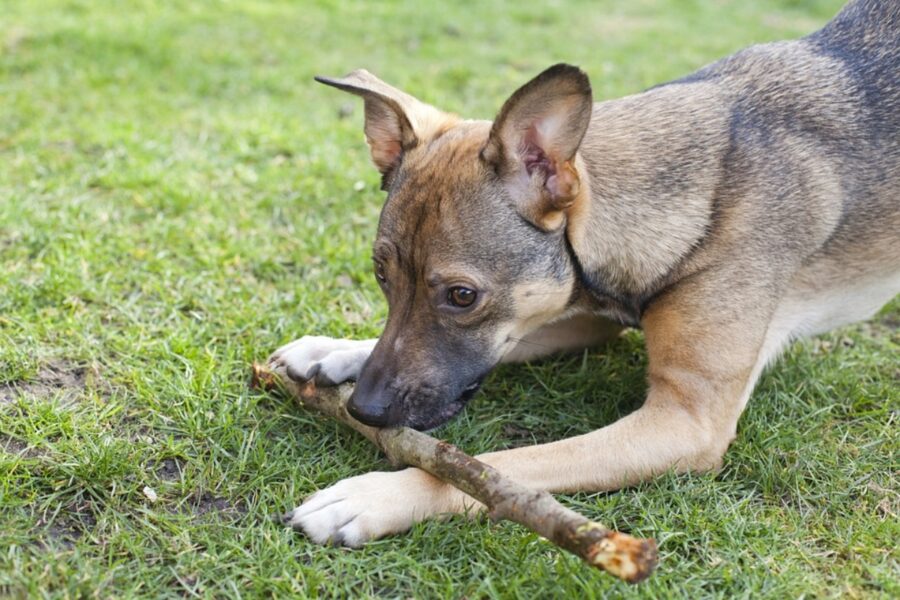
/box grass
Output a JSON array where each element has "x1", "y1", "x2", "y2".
[{"x1": 1, "y1": 0, "x2": 897, "y2": 597}]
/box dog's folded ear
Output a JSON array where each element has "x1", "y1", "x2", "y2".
[
  {"x1": 481, "y1": 64, "x2": 593, "y2": 231},
  {"x1": 315, "y1": 70, "x2": 456, "y2": 179}
]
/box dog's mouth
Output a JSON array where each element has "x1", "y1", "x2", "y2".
[
  {"x1": 411, "y1": 377, "x2": 485, "y2": 431},
  {"x1": 461, "y1": 378, "x2": 483, "y2": 399}
]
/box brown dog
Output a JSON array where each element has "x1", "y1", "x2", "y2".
[{"x1": 269, "y1": 0, "x2": 899, "y2": 547}]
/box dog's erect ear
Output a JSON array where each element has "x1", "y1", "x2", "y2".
[
  {"x1": 315, "y1": 70, "x2": 455, "y2": 177},
  {"x1": 481, "y1": 64, "x2": 593, "y2": 231}
]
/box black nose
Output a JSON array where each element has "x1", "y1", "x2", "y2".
[
  {"x1": 346, "y1": 370, "x2": 398, "y2": 427},
  {"x1": 347, "y1": 392, "x2": 393, "y2": 427}
]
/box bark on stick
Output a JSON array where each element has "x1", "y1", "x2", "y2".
[{"x1": 252, "y1": 362, "x2": 658, "y2": 583}]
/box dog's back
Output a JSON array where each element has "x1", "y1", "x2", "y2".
[
  {"x1": 804, "y1": 0, "x2": 900, "y2": 268},
  {"x1": 659, "y1": 0, "x2": 899, "y2": 333}
]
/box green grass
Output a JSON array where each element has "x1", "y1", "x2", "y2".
[{"x1": 1, "y1": 0, "x2": 897, "y2": 597}]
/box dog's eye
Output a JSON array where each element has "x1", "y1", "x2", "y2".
[
  {"x1": 374, "y1": 261, "x2": 387, "y2": 284},
  {"x1": 448, "y1": 286, "x2": 477, "y2": 308}
]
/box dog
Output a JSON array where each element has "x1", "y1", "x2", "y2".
[{"x1": 268, "y1": 0, "x2": 899, "y2": 547}]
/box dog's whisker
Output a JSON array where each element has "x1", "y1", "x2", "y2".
[{"x1": 505, "y1": 336, "x2": 558, "y2": 350}]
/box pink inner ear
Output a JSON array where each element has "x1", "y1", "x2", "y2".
[
  {"x1": 371, "y1": 139, "x2": 402, "y2": 172},
  {"x1": 521, "y1": 127, "x2": 554, "y2": 178},
  {"x1": 520, "y1": 125, "x2": 578, "y2": 205}
]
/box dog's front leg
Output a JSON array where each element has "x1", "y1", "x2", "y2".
[
  {"x1": 282, "y1": 392, "x2": 743, "y2": 547},
  {"x1": 479, "y1": 284, "x2": 776, "y2": 494},
  {"x1": 285, "y1": 283, "x2": 776, "y2": 547},
  {"x1": 281, "y1": 395, "x2": 725, "y2": 548}
]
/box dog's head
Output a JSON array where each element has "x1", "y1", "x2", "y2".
[{"x1": 316, "y1": 65, "x2": 593, "y2": 430}]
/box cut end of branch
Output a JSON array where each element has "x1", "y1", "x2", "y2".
[
  {"x1": 250, "y1": 362, "x2": 279, "y2": 390},
  {"x1": 252, "y1": 362, "x2": 317, "y2": 398},
  {"x1": 585, "y1": 531, "x2": 659, "y2": 584}
]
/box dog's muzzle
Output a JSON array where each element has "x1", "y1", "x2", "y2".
[{"x1": 347, "y1": 373, "x2": 486, "y2": 431}]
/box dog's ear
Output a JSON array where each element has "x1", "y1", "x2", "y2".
[
  {"x1": 315, "y1": 70, "x2": 455, "y2": 177},
  {"x1": 481, "y1": 64, "x2": 592, "y2": 231}
]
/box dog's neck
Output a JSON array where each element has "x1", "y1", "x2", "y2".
[{"x1": 568, "y1": 81, "x2": 729, "y2": 311}]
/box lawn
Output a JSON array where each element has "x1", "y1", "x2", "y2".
[{"x1": 1, "y1": 0, "x2": 897, "y2": 597}]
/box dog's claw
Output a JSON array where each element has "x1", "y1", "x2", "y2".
[
  {"x1": 286, "y1": 364, "x2": 307, "y2": 383},
  {"x1": 306, "y1": 363, "x2": 321, "y2": 380}
]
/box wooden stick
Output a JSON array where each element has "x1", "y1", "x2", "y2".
[{"x1": 252, "y1": 362, "x2": 658, "y2": 583}]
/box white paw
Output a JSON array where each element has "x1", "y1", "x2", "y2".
[
  {"x1": 267, "y1": 336, "x2": 376, "y2": 386},
  {"x1": 282, "y1": 469, "x2": 449, "y2": 547}
]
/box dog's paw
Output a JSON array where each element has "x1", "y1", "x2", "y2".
[
  {"x1": 282, "y1": 469, "x2": 451, "y2": 547},
  {"x1": 267, "y1": 336, "x2": 377, "y2": 386}
]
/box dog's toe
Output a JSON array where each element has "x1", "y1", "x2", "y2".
[
  {"x1": 282, "y1": 469, "x2": 446, "y2": 547},
  {"x1": 268, "y1": 336, "x2": 376, "y2": 386}
]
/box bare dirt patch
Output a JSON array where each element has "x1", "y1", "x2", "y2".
[
  {"x1": 159, "y1": 490, "x2": 247, "y2": 521},
  {"x1": 0, "y1": 433, "x2": 41, "y2": 458},
  {"x1": 193, "y1": 493, "x2": 233, "y2": 516},
  {"x1": 0, "y1": 360, "x2": 87, "y2": 405},
  {"x1": 154, "y1": 457, "x2": 185, "y2": 482},
  {"x1": 189, "y1": 492, "x2": 246, "y2": 519},
  {"x1": 34, "y1": 502, "x2": 99, "y2": 549}
]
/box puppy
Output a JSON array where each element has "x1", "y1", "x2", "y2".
[{"x1": 270, "y1": 0, "x2": 899, "y2": 547}]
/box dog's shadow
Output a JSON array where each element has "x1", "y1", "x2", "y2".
[{"x1": 439, "y1": 330, "x2": 649, "y2": 457}]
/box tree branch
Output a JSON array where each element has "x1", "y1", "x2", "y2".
[{"x1": 252, "y1": 362, "x2": 658, "y2": 583}]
